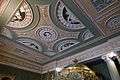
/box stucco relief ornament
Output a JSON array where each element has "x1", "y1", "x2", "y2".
[
  {"x1": 16, "y1": 38, "x2": 43, "y2": 52},
  {"x1": 91, "y1": 0, "x2": 117, "y2": 11},
  {"x1": 56, "y1": 1, "x2": 86, "y2": 30},
  {"x1": 58, "y1": 40, "x2": 79, "y2": 52},
  {"x1": 53, "y1": 39, "x2": 79, "y2": 52},
  {"x1": 6, "y1": 1, "x2": 33, "y2": 28},
  {"x1": 106, "y1": 15, "x2": 120, "y2": 29},
  {"x1": 82, "y1": 30, "x2": 94, "y2": 41},
  {"x1": 37, "y1": 27, "x2": 58, "y2": 42}
]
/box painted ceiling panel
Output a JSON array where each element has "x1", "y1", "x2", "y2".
[
  {"x1": 56, "y1": 1, "x2": 86, "y2": 30},
  {"x1": 53, "y1": 38, "x2": 80, "y2": 53},
  {"x1": 75, "y1": 0, "x2": 120, "y2": 34},
  {"x1": 0, "y1": 0, "x2": 120, "y2": 64},
  {"x1": 16, "y1": 37, "x2": 43, "y2": 52},
  {"x1": 6, "y1": 0, "x2": 33, "y2": 28},
  {"x1": 36, "y1": 27, "x2": 58, "y2": 42}
]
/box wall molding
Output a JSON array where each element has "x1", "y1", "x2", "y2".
[
  {"x1": 0, "y1": 35, "x2": 120, "y2": 74},
  {"x1": 0, "y1": 51, "x2": 42, "y2": 74},
  {"x1": 42, "y1": 35, "x2": 120, "y2": 73}
]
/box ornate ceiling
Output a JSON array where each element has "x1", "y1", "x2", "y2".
[{"x1": 0, "y1": 0, "x2": 120, "y2": 65}]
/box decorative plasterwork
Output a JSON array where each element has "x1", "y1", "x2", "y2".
[
  {"x1": 90, "y1": 0, "x2": 117, "y2": 12},
  {"x1": 16, "y1": 38, "x2": 43, "y2": 52},
  {"x1": 34, "y1": 5, "x2": 79, "y2": 54},
  {"x1": 1, "y1": 35, "x2": 120, "y2": 74},
  {"x1": 76, "y1": 0, "x2": 119, "y2": 20},
  {"x1": 106, "y1": 15, "x2": 120, "y2": 29},
  {"x1": 0, "y1": 0, "x2": 9, "y2": 16},
  {"x1": 39, "y1": 6, "x2": 51, "y2": 26},
  {"x1": 0, "y1": 35, "x2": 50, "y2": 64},
  {"x1": 36, "y1": 5, "x2": 59, "y2": 43},
  {"x1": 36, "y1": 27, "x2": 58, "y2": 42},
  {"x1": 56, "y1": 1, "x2": 86, "y2": 31},
  {"x1": 6, "y1": 0, "x2": 33, "y2": 28},
  {"x1": 0, "y1": 54, "x2": 42, "y2": 73},
  {"x1": 82, "y1": 30, "x2": 94, "y2": 41},
  {"x1": 1, "y1": 27, "x2": 13, "y2": 39},
  {"x1": 75, "y1": 0, "x2": 120, "y2": 34},
  {"x1": 44, "y1": 51, "x2": 57, "y2": 57},
  {"x1": 15, "y1": 48, "x2": 29, "y2": 56},
  {"x1": 43, "y1": 35, "x2": 120, "y2": 73},
  {"x1": 99, "y1": 11, "x2": 120, "y2": 33},
  {"x1": 2, "y1": 2, "x2": 97, "y2": 58},
  {"x1": 53, "y1": 39, "x2": 79, "y2": 52},
  {"x1": 0, "y1": 0, "x2": 119, "y2": 74}
]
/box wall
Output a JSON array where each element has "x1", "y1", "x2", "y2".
[
  {"x1": 0, "y1": 64, "x2": 41, "y2": 80},
  {"x1": 84, "y1": 59, "x2": 112, "y2": 80}
]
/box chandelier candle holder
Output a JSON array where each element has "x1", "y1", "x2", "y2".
[{"x1": 54, "y1": 58, "x2": 100, "y2": 80}]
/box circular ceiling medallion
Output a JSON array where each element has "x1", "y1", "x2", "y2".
[
  {"x1": 6, "y1": 1, "x2": 33, "y2": 28},
  {"x1": 36, "y1": 27, "x2": 58, "y2": 42},
  {"x1": 56, "y1": 1, "x2": 85, "y2": 30},
  {"x1": 16, "y1": 38, "x2": 43, "y2": 52}
]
